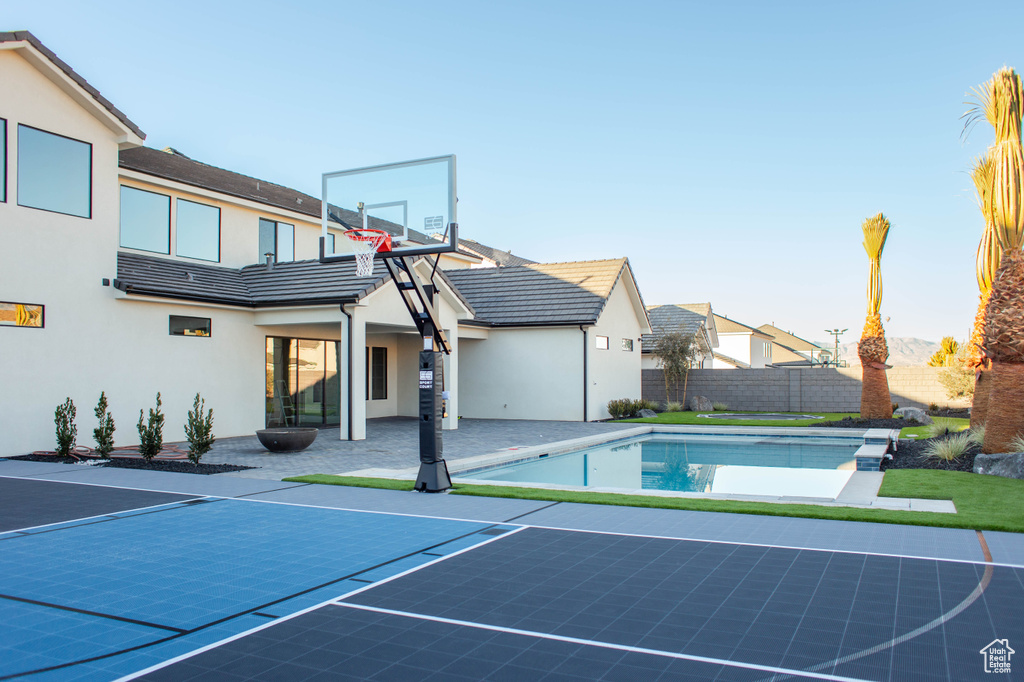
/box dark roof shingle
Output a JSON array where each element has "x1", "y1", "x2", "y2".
[{"x1": 641, "y1": 304, "x2": 710, "y2": 352}]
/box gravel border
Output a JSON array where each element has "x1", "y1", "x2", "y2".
[{"x1": 5, "y1": 454, "x2": 256, "y2": 475}]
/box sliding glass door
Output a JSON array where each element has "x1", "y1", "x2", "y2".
[{"x1": 266, "y1": 337, "x2": 341, "y2": 427}]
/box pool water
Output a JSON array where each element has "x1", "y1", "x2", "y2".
[{"x1": 464, "y1": 434, "x2": 864, "y2": 498}]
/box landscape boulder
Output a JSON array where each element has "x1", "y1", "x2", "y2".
[
  {"x1": 973, "y1": 452, "x2": 1024, "y2": 480},
  {"x1": 689, "y1": 396, "x2": 714, "y2": 412},
  {"x1": 638, "y1": 408, "x2": 658, "y2": 419},
  {"x1": 893, "y1": 407, "x2": 932, "y2": 425}
]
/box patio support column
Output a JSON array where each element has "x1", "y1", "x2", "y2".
[
  {"x1": 346, "y1": 305, "x2": 367, "y2": 440},
  {"x1": 443, "y1": 326, "x2": 458, "y2": 430}
]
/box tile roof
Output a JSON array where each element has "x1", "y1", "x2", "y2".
[
  {"x1": 641, "y1": 304, "x2": 710, "y2": 352},
  {"x1": 444, "y1": 259, "x2": 628, "y2": 326},
  {"x1": 1, "y1": 31, "x2": 145, "y2": 140},
  {"x1": 456, "y1": 239, "x2": 536, "y2": 267},
  {"x1": 714, "y1": 314, "x2": 773, "y2": 339},
  {"x1": 116, "y1": 252, "x2": 389, "y2": 307}
]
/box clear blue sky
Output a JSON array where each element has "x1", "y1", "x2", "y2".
[{"x1": 6, "y1": 0, "x2": 1024, "y2": 344}]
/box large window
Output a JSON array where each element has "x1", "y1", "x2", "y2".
[
  {"x1": 366, "y1": 347, "x2": 387, "y2": 400},
  {"x1": 177, "y1": 199, "x2": 220, "y2": 262},
  {"x1": 259, "y1": 218, "x2": 294, "y2": 263},
  {"x1": 18, "y1": 124, "x2": 91, "y2": 218},
  {"x1": 120, "y1": 186, "x2": 171, "y2": 253},
  {"x1": 0, "y1": 302, "x2": 44, "y2": 328},
  {"x1": 266, "y1": 338, "x2": 341, "y2": 427},
  {"x1": 1, "y1": 118, "x2": 6, "y2": 203}
]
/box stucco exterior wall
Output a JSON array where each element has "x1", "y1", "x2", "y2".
[
  {"x1": 641, "y1": 367, "x2": 970, "y2": 411},
  {"x1": 587, "y1": 279, "x2": 644, "y2": 420},
  {"x1": 458, "y1": 327, "x2": 584, "y2": 420}
]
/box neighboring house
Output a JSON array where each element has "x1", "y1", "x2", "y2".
[
  {"x1": 445, "y1": 259, "x2": 652, "y2": 421},
  {"x1": 641, "y1": 303, "x2": 717, "y2": 370},
  {"x1": 713, "y1": 314, "x2": 773, "y2": 368},
  {"x1": 457, "y1": 238, "x2": 536, "y2": 268},
  {"x1": 757, "y1": 324, "x2": 827, "y2": 367},
  {"x1": 0, "y1": 32, "x2": 650, "y2": 456}
]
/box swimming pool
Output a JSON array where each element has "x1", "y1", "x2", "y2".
[{"x1": 460, "y1": 433, "x2": 866, "y2": 498}]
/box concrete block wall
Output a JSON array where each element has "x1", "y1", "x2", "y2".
[{"x1": 642, "y1": 367, "x2": 969, "y2": 412}]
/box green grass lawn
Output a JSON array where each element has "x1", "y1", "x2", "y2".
[
  {"x1": 284, "y1": 469, "x2": 1024, "y2": 533},
  {"x1": 898, "y1": 417, "x2": 971, "y2": 439},
  {"x1": 620, "y1": 411, "x2": 860, "y2": 427}
]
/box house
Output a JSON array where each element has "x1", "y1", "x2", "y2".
[
  {"x1": 0, "y1": 31, "x2": 650, "y2": 456},
  {"x1": 640, "y1": 303, "x2": 717, "y2": 370},
  {"x1": 445, "y1": 259, "x2": 651, "y2": 421},
  {"x1": 757, "y1": 324, "x2": 827, "y2": 367},
  {"x1": 457, "y1": 238, "x2": 536, "y2": 268},
  {"x1": 713, "y1": 314, "x2": 773, "y2": 368}
]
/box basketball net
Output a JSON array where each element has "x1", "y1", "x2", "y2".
[{"x1": 347, "y1": 231, "x2": 389, "y2": 277}]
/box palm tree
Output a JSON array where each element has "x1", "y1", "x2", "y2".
[
  {"x1": 969, "y1": 154, "x2": 1000, "y2": 428},
  {"x1": 858, "y1": 213, "x2": 892, "y2": 418},
  {"x1": 979, "y1": 68, "x2": 1024, "y2": 453}
]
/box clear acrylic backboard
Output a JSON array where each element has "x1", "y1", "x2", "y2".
[{"x1": 321, "y1": 155, "x2": 457, "y2": 261}]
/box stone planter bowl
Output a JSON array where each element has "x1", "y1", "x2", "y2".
[{"x1": 256, "y1": 428, "x2": 319, "y2": 452}]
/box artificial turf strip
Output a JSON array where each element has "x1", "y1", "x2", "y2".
[
  {"x1": 619, "y1": 411, "x2": 860, "y2": 427},
  {"x1": 898, "y1": 417, "x2": 971, "y2": 439},
  {"x1": 283, "y1": 471, "x2": 1024, "y2": 533}
]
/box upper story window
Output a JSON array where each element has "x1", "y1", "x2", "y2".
[
  {"x1": 595, "y1": 335, "x2": 609, "y2": 350},
  {"x1": 120, "y1": 186, "x2": 171, "y2": 253},
  {"x1": 0, "y1": 118, "x2": 6, "y2": 203},
  {"x1": 176, "y1": 199, "x2": 220, "y2": 262},
  {"x1": 17, "y1": 124, "x2": 91, "y2": 218},
  {"x1": 621, "y1": 338, "x2": 634, "y2": 351},
  {"x1": 259, "y1": 218, "x2": 294, "y2": 263}
]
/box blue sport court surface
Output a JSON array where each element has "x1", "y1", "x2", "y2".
[{"x1": 1, "y1": 473, "x2": 1022, "y2": 681}]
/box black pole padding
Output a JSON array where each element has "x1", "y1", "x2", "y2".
[{"x1": 414, "y1": 350, "x2": 451, "y2": 492}]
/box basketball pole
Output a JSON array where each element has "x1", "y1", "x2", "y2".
[{"x1": 415, "y1": 314, "x2": 452, "y2": 492}]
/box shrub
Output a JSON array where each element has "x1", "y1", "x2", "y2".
[
  {"x1": 928, "y1": 403, "x2": 939, "y2": 413},
  {"x1": 1010, "y1": 434, "x2": 1024, "y2": 453},
  {"x1": 607, "y1": 399, "x2": 630, "y2": 419},
  {"x1": 93, "y1": 392, "x2": 116, "y2": 458},
  {"x1": 891, "y1": 403, "x2": 899, "y2": 412},
  {"x1": 137, "y1": 392, "x2": 165, "y2": 461},
  {"x1": 184, "y1": 393, "x2": 215, "y2": 464},
  {"x1": 968, "y1": 425, "x2": 985, "y2": 447},
  {"x1": 636, "y1": 399, "x2": 658, "y2": 413},
  {"x1": 937, "y1": 342, "x2": 974, "y2": 401},
  {"x1": 924, "y1": 432, "x2": 972, "y2": 461},
  {"x1": 925, "y1": 418, "x2": 964, "y2": 439},
  {"x1": 54, "y1": 398, "x2": 77, "y2": 457},
  {"x1": 712, "y1": 402, "x2": 729, "y2": 411},
  {"x1": 664, "y1": 401, "x2": 684, "y2": 413}
]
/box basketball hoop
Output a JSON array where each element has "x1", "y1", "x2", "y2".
[{"x1": 344, "y1": 229, "x2": 392, "y2": 276}]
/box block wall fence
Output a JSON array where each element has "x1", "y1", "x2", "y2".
[{"x1": 641, "y1": 367, "x2": 969, "y2": 412}]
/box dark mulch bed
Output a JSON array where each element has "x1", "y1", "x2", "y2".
[
  {"x1": 814, "y1": 416, "x2": 923, "y2": 429},
  {"x1": 5, "y1": 454, "x2": 255, "y2": 475},
  {"x1": 928, "y1": 408, "x2": 971, "y2": 419},
  {"x1": 882, "y1": 432, "x2": 979, "y2": 472}
]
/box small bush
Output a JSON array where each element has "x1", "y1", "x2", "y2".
[
  {"x1": 1010, "y1": 434, "x2": 1024, "y2": 453},
  {"x1": 184, "y1": 393, "x2": 215, "y2": 464},
  {"x1": 607, "y1": 398, "x2": 656, "y2": 419},
  {"x1": 54, "y1": 398, "x2": 77, "y2": 457},
  {"x1": 712, "y1": 402, "x2": 729, "y2": 411},
  {"x1": 636, "y1": 399, "x2": 658, "y2": 413},
  {"x1": 607, "y1": 399, "x2": 630, "y2": 419},
  {"x1": 968, "y1": 425, "x2": 985, "y2": 447},
  {"x1": 924, "y1": 432, "x2": 972, "y2": 461},
  {"x1": 924, "y1": 418, "x2": 964, "y2": 439},
  {"x1": 928, "y1": 403, "x2": 939, "y2": 413},
  {"x1": 137, "y1": 392, "x2": 165, "y2": 461},
  {"x1": 664, "y1": 401, "x2": 684, "y2": 413},
  {"x1": 891, "y1": 403, "x2": 899, "y2": 412},
  {"x1": 93, "y1": 392, "x2": 116, "y2": 458}
]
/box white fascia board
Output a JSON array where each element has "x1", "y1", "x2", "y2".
[
  {"x1": 113, "y1": 290, "x2": 251, "y2": 312},
  {"x1": 3, "y1": 41, "x2": 145, "y2": 148},
  {"x1": 458, "y1": 324, "x2": 489, "y2": 340},
  {"x1": 118, "y1": 170, "x2": 319, "y2": 227},
  {"x1": 253, "y1": 306, "x2": 347, "y2": 326}
]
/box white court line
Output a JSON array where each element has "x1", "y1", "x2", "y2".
[
  {"x1": 0, "y1": 497, "x2": 213, "y2": 536},
  {"x1": 334, "y1": 602, "x2": 873, "y2": 682},
  {"x1": 4, "y1": 473, "x2": 1022, "y2": 569},
  {"x1": 113, "y1": 526, "x2": 528, "y2": 682}
]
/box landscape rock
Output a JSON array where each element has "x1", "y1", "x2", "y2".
[
  {"x1": 638, "y1": 408, "x2": 658, "y2": 418},
  {"x1": 973, "y1": 452, "x2": 1024, "y2": 480},
  {"x1": 893, "y1": 407, "x2": 932, "y2": 425},
  {"x1": 689, "y1": 396, "x2": 714, "y2": 412}
]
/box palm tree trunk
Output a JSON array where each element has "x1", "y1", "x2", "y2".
[
  {"x1": 858, "y1": 314, "x2": 892, "y2": 418},
  {"x1": 981, "y1": 249, "x2": 1024, "y2": 452},
  {"x1": 971, "y1": 367, "x2": 991, "y2": 429}
]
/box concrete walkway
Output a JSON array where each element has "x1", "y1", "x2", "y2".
[{"x1": 203, "y1": 417, "x2": 637, "y2": 480}]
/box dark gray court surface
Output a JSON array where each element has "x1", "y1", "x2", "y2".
[
  {"x1": 0, "y1": 476, "x2": 195, "y2": 532},
  {"x1": 136, "y1": 527, "x2": 1023, "y2": 681}
]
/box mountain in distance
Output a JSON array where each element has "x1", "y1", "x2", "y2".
[{"x1": 811, "y1": 337, "x2": 940, "y2": 367}]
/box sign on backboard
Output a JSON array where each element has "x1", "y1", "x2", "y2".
[{"x1": 320, "y1": 155, "x2": 457, "y2": 262}]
